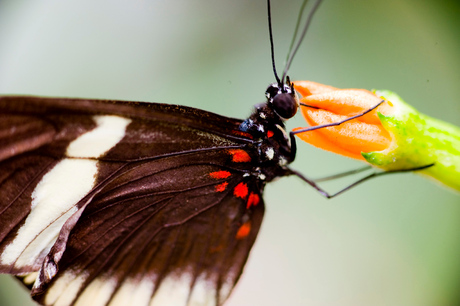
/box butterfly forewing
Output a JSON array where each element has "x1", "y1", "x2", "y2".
[
  {"x1": 0, "y1": 96, "x2": 250, "y2": 162},
  {"x1": 0, "y1": 96, "x2": 268, "y2": 306}
]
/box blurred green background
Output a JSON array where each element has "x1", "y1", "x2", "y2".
[{"x1": 0, "y1": 0, "x2": 459, "y2": 305}]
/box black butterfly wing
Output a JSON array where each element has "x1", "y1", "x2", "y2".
[
  {"x1": 0, "y1": 96, "x2": 264, "y2": 305},
  {"x1": 33, "y1": 156, "x2": 264, "y2": 306}
]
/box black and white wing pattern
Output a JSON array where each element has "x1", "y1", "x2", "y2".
[{"x1": 0, "y1": 96, "x2": 268, "y2": 306}]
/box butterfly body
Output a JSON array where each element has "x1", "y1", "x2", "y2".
[{"x1": 0, "y1": 90, "x2": 297, "y2": 305}]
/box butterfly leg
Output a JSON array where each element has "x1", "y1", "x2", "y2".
[
  {"x1": 291, "y1": 100, "x2": 385, "y2": 134},
  {"x1": 287, "y1": 100, "x2": 384, "y2": 163},
  {"x1": 287, "y1": 164, "x2": 434, "y2": 199},
  {"x1": 314, "y1": 166, "x2": 372, "y2": 182}
]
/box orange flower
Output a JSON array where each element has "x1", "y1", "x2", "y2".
[
  {"x1": 293, "y1": 81, "x2": 394, "y2": 161},
  {"x1": 292, "y1": 81, "x2": 460, "y2": 192}
]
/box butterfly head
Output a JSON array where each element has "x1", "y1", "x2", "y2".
[{"x1": 265, "y1": 77, "x2": 299, "y2": 120}]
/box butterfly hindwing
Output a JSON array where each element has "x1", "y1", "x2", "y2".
[
  {"x1": 0, "y1": 96, "x2": 264, "y2": 305},
  {"x1": 33, "y1": 158, "x2": 264, "y2": 306}
]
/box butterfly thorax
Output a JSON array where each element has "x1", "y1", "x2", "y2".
[{"x1": 238, "y1": 81, "x2": 298, "y2": 182}]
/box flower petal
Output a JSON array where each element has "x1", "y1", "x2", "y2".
[
  {"x1": 301, "y1": 89, "x2": 393, "y2": 125},
  {"x1": 298, "y1": 108, "x2": 391, "y2": 157},
  {"x1": 293, "y1": 80, "x2": 338, "y2": 96},
  {"x1": 293, "y1": 126, "x2": 365, "y2": 160}
]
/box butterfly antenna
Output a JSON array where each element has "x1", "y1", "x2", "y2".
[
  {"x1": 284, "y1": 0, "x2": 309, "y2": 73},
  {"x1": 267, "y1": 0, "x2": 281, "y2": 86},
  {"x1": 281, "y1": 0, "x2": 322, "y2": 83}
]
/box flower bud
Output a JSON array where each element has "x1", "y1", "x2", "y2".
[{"x1": 293, "y1": 81, "x2": 460, "y2": 192}]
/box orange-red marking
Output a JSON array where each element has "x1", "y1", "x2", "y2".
[
  {"x1": 209, "y1": 171, "x2": 231, "y2": 179},
  {"x1": 236, "y1": 222, "x2": 251, "y2": 239},
  {"x1": 228, "y1": 149, "x2": 251, "y2": 163},
  {"x1": 246, "y1": 192, "x2": 260, "y2": 209},
  {"x1": 215, "y1": 182, "x2": 228, "y2": 192},
  {"x1": 231, "y1": 130, "x2": 253, "y2": 139},
  {"x1": 267, "y1": 130, "x2": 274, "y2": 138},
  {"x1": 234, "y1": 182, "x2": 248, "y2": 199}
]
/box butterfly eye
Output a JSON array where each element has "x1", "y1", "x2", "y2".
[
  {"x1": 265, "y1": 84, "x2": 280, "y2": 100},
  {"x1": 272, "y1": 93, "x2": 298, "y2": 119}
]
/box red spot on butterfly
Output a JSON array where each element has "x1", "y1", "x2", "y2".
[
  {"x1": 236, "y1": 222, "x2": 251, "y2": 239},
  {"x1": 246, "y1": 192, "x2": 260, "y2": 209},
  {"x1": 215, "y1": 182, "x2": 228, "y2": 192},
  {"x1": 231, "y1": 130, "x2": 253, "y2": 139},
  {"x1": 234, "y1": 182, "x2": 248, "y2": 199},
  {"x1": 228, "y1": 149, "x2": 251, "y2": 163},
  {"x1": 267, "y1": 130, "x2": 274, "y2": 138},
  {"x1": 209, "y1": 171, "x2": 231, "y2": 179}
]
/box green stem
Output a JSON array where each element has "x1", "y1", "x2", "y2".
[{"x1": 362, "y1": 90, "x2": 460, "y2": 192}]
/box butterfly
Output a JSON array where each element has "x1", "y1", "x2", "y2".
[
  {"x1": 3, "y1": 0, "x2": 460, "y2": 306},
  {"x1": 0, "y1": 1, "x2": 328, "y2": 305}
]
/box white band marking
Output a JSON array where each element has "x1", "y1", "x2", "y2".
[
  {"x1": 74, "y1": 276, "x2": 116, "y2": 306},
  {"x1": 1, "y1": 115, "x2": 131, "y2": 269},
  {"x1": 45, "y1": 270, "x2": 87, "y2": 306},
  {"x1": 149, "y1": 273, "x2": 192, "y2": 306},
  {"x1": 188, "y1": 275, "x2": 217, "y2": 306},
  {"x1": 109, "y1": 277, "x2": 156, "y2": 306},
  {"x1": 67, "y1": 115, "x2": 131, "y2": 158}
]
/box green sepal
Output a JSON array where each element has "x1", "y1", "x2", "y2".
[{"x1": 362, "y1": 90, "x2": 460, "y2": 192}]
